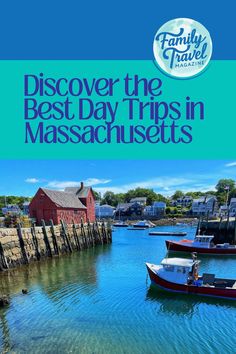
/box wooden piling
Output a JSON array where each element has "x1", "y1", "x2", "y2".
[
  {"x1": 0, "y1": 242, "x2": 8, "y2": 270},
  {"x1": 41, "y1": 220, "x2": 52, "y2": 257},
  {"x1": 17, "y1": 223, "x2": 29, "y2": 264},
  {"x1": 96, "y1": 221, "x2": 103, "y2": 245},
  {"x1": 60, "y1": 220, "x2": 72, "y2": 253},
  {"x1": 49, "y1": 219, "x2": 59, "y2": 255},
  {"x1": 72, "y1": 220, "x2": 81, "y2": 251},
  {"x1": 31, "y1": 223, "x2": 41, "y2": 260},
  {"x1": 81, "y1": 219, "x2": 88, "y2": 248},
  {"x1": 87, "y1": 220, "x2": 94, "y2": 247}
]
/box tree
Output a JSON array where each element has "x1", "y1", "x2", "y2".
[
  {"x1": 215, "y1": 179, "x2": 235, "y2": 194},
  {"x1": 172, "y1": 190, "x2": 184, "y2": 200},
  {"x1": 93, "y1": 190, "x2": 101, "y2": 201},
  {"x1": 215, "y1": 179, "x2": 235, "y2": 206},
  {"x1": 124, "y1": 188, "x2": 164, "y2": 205},
  {"x1": 101, "y1": 191, "x2": 118, "y2": 207}
]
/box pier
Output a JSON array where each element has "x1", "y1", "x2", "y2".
[
  {"x1": 0, "y1": 219, "x2": 112, "y2": 270},
  {"x1": 200, "y1": 217, "x2": 236, "y2": 244}
]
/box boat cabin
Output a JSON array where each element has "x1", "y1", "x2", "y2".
[
  {"x1": 159, "y1": 258, "x2": 200, "y2": 284},
  {"x1": 193, "y1": 235, "x2": 214, "y2": 248}
]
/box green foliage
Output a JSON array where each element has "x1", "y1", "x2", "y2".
[
  {"x1": 215, "y1": 179, "x2": 235, "y2": 194},
  {"x1": 172, "y1": 190, "x2": 184, "y2": 199},
  {"x1": 100, "y1": 191, "x2": 119, "y2": 207},
  {"x1": 215, "y1": 179, "x2": 235, "y2": 206},
  {"x1": 93, "y1": 190, "x2": 101, "y2": 201},
  {"x1": 0, "y1": 196, "x2": 31, "y2": 210},
  {"x1": 124, "y1": 188, "x2": 167, "y2": 205}
]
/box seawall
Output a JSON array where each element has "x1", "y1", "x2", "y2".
[
  {"x1": 0, "y1": 220, "x2": 112, "y2": 270},
  {"x1": 200, "y1": 219, "x2": 236, "y2": 244}
]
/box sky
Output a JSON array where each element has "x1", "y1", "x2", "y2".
[{"x1": 0, "y1": 160, "x2": 235, "y2": 197}]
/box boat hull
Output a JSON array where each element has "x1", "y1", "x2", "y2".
[
  {"x1": 146, "y1": 264, "x2": 236, "y2": 300},
  {"x1": 166, "y1": 240, "x2": 236, "y2": 255}
]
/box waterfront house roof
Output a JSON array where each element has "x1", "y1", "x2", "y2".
[
  {"x1": 153, "y1": 201, "x2": 166, "y2": 208},
  {"x1": 130, "y1": 197, "x2": 147, "y2": 203},
  {"x1": 99, "y1": 204, "x2": 115, "y2": 209},
  {"x1": 116, "y1": 203, "x2": 133, "y2": 211},
  {"x1": 193, "y1": 195, "x2": 216, "y2": 204},
  {"x1": 41, "y1": 188, "x2": 87, "y2": 209}
]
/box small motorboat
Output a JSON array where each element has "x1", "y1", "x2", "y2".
[
  {"x1": 176, "y1": 223, "x2": 188, "y2": 227},
  {"x1": 149, "y1": 231, "x2": 187, "y2": 236},
  {"x1": 166, "y1": 235, "x2": 236, "y2": 255},
  {"x1": 127, "y1": 227, "x2": 147, "y2": 230},
  {"x1": 146, "y1": 256, "x2": 236, "y2": 300},
  {"x1": 113, "y1": 221, "x2": 129, "y2": 227},
  {"x1": 132, "y1": 220, "x2": 155, "y2": 229}
]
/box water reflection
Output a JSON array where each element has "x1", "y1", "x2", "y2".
[
  {"x1": 0, "y1": 244, "x2": 112, "y2": 352},
  {"x1": 146, "y1": 285, "x2": 236, "y2": 316}
]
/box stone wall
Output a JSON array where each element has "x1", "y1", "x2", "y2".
[
  {"x1": 0, "y1": 221, "x2": 112, "y2": 270},
  {"x1": 200, "y1": 219, "x2": 236, "y2": 243}
]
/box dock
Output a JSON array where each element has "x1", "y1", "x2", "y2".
[{"x1": 149, "y1": 231, "x2": 187, "y2": 236}]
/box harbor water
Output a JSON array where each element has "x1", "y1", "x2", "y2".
[{"x1": 0, "y1": 225, "x2": 235, "y2": 353}]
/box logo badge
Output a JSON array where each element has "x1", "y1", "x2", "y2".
[{"x1": 153, "y1": 18, "x2": 213, "y2": 78}]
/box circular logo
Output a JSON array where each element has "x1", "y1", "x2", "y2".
[{"x1": 153, "y1": 18, "x2": 213, "y2": 78}]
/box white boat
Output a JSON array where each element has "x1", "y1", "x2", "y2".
[
  {"x1": 113, "y1": 221, "x2": 129, "y2": 227},
  {"x1": 146, "y1": 256, "x2": 236, "y2": 300},
  {"x1": 132, "y1": 220, "x2": 155, "y2": 229}
]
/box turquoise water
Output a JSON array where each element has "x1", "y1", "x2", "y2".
[{"x1": 0, "y1": 225, "x2": 236, "y2": 353}]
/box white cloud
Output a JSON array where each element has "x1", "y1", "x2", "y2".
[
  {"x1": 93, "y1": 176, "x2": 217, "y2": 197},
  {"x1": 225, "y1": 162, "x2": 236, "y2": 167},
  {"x1": 25, "y1": 178, "x2": 40, "y2": 183},
  {"x1": 46, "y1": 178, "x2": 111, "y2": 189},
  {"x1": 84, "y1": 178, "x2": 111, "y2": 185}
]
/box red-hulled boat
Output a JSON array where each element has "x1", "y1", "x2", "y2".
[
  {"x1": 146, "y1": 257, "x2": 236, "y2": 300},
  {"x1": 166, "y1": 235, "x2": 236, "y2": 255}
]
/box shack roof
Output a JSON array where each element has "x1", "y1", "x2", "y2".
[
  {"x1": 64, "y1": 186, "x2": 94, "y2": 198},
  {"x1": 41, "y1": 188, "x2": 86, "y2": 209}
]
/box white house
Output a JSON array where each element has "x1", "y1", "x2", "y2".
[
  {"x1": 172, "y1": 196, "x2": 193, "y2": 207},
  {"x1": 95, "y1": 204, "x2": 115, "y2": 218},
  {"x1": 229, "y1": 198, "x2": 236, "y2": 216},
  {"x1": 2, "y1": 204, "x2": 22, "y2": 215},
  {"x1": 144, "y1": 201, "x2": 166, "y2": 217},
  {"x1": 191, "y1": 196, "x2": 218, "y2": 216}
]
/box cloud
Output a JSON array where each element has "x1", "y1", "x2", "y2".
[
  {"x1": 225, "y1": 162, "x2": 236, "y2": 167},
  {"x1": 46, "y1": 178, "x2": 111, "y2": 189},
  {"x1": 93, "y1": 176, "x2": 218, "y2": 197},
  {"x1": 25, "y1": 178, "x2": 40, "y2": 183}
]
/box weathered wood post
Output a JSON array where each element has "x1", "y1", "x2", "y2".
[
  {"x1": 101, "y1": 221, "x2": 108, "y2": 243},
  {"x1": 234, "y1": 214, "x2": 236, "y2": 244},
  {"x1": 17, "y1": 223, "x2": 29, "y2": 264},
  {"x1": 81, "y1": 218, "x2": 88, "y2": 248},
  {"x1": 31, "y1": 222, "x2": 41, "y2": 260},
  {"x1": 96, "y1": 221, "x2": 103, "y2": 244},
  {"x1": 87, "y1": 220, "x2": 94, "y2": 247},
  {"x1": 226, "y1": 210, "x2": 230, "y2": 242},
  {"x1": 60, "y1": 220, "x2": 73, "y2": 253},
  {"x1": 0, "y1": 242, "x2": 9, "y2": 270},
  {"x1": 72, "y1": 220, "x2": 81, "y2": 251},
  {"x1": 41, "y1": 220, "x2": 52, "y2": 257},
  {"x1": 205, "y1": 211, "x2": 209, "y2": 232},
  {"x1": 49, "y1": 219, "x2": 59, "y2": 255}
]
